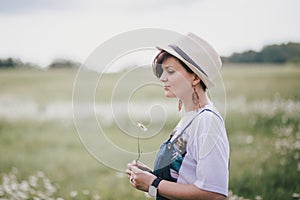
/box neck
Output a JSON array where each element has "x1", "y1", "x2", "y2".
[{"x1": 181, "y1": 87, "x2": 210, "y2": 112}]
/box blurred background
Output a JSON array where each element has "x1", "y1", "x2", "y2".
[{"x1": 0, "y1": 0, "x2": 300, "y2": 199}]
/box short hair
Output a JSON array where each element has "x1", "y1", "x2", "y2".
[{"x1": 153, "y1": 51, "x2": 207, "y2": 91}]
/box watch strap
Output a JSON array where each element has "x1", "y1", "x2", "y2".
[{"x1": 151, "y1": 177, "x2": 163, "y2": 188}]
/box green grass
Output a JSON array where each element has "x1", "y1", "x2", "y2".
[
  {"x1": 1, "y1": 64, "x2": 300, "y2": 199},
  {"x1": 0, "y1": 68, "x2": 77, "y2": 104},
  {"x1": 222, "y1": 63, "x2": 300, "y2": 101}
]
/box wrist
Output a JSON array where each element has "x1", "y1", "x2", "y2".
[{"x1": 148, "y1": 177, "x2": 163, "y2": 197}]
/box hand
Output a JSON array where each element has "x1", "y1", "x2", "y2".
[
  {"x1": 134, "y1": 160, "x2": 152, "y2": 172},
  {"x1": 126, "y1": 161, "x2": 157, "y2": 192}
]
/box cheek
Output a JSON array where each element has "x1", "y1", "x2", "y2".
[{"x1": 169, "y1": 74, "x2": 192, "y2": 96}]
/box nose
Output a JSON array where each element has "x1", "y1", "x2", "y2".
[{"x1": 159, "y1": 71, "x2": 167, "y2": 82}]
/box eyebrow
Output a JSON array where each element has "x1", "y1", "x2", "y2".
[
  {"x1": 162, "y1": 65, "x2": 174, "y2": 70},
  {"x1": 164, "y1": 65, "x2": 172, "y2": 69}
]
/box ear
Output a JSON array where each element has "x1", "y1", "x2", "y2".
[{"x1": 192, "y1": 74, "x2": 201, "y2": 86}]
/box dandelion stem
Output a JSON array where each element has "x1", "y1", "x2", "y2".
[
  {"x1": 136, "y1": 133, "x2": 141, "y2": 162},
  {"x1": 136, "y1": 123, "x2": 147, "y2": 162}
]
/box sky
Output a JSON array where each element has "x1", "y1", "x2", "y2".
[{"x1": 0, "y1": 0, "x2": 300, "y2": 67}]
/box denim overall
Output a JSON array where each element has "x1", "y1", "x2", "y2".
[{"x1": 152, "y1": 108, "x2": 222, "y2": 200}]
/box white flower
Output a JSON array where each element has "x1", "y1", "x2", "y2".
[
  {"x1": 16, "y1": 190, "x2": 28, "y2": 199},
  {"x1": 255, "y1": 195, "x2": 262, "y2": 200},
  {"x1": 19, "y1": 180, "x2": 29, "y2": 192},
  {"x1": 29, "y1": 175, "x2": 38, "y2": 187},
  {"x1": 70, "y1": 190, "x2": 78, "y2": 197},
  {"x1": 292, "y1": 193, "x2": 300, "y2": 198},
  {"x1": 93, "y1": 194, "x2": 101, "y2": 200},
  {"x1": 137, "y1": 123, "x2": 148, "y2": 131}
]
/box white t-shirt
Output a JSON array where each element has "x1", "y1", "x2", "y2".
[{"x1": 170, "y1": 104, "x2": 230, "y2": 196}]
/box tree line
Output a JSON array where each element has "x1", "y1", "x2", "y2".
[
  {"x1": 222, "y1": 42, "x2": 300, "y2": 63},
  {"x1": 1, "y1": 42, "x2": 300, "y2": 68},
  {"x1": 0, "y1": 58, "x2": 80, "y2": 69}
]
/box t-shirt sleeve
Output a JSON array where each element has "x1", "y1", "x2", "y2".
[{"x1": 192, "y1": 112, "x2": 229, "y2": 196}]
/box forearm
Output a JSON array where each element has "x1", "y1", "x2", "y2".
[{"x1": 158, "y1": 180, "x2": 226, "y2": 200}]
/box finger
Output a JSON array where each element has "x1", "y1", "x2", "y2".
[
  {"x1": 135, "y1": 161, "x2": 142, "y2": 167},
  {"x1": 137, "y1": 163, "x2": 147, "y2": 170},
  {"x1": 135, "y1": 161, "x2": 148, "y2": 169},
  {"x1": 129, "y1": 165, "x2": 137, "y2": 172},
  {"x1": 125, "y1": 169, "x2": 131, "y2": 176},
  {"x1": 127, "y1": 162, "x2": 132, "y2": 168},
  {"x1": 127, "y1": 164, "x2": 134, "y2": 172},
  {"x1": 130, "y1": 176, "x2": 134, "y2": 183},
  {"x1": 129, "y1": 176, "x2": 136, "y2": 188},
  {"x1": 131, "y1": 160, "x2": 137, "y2": 165},
  {"x1": 132, "y1": 167, "x2": 142, "y2": 175}
]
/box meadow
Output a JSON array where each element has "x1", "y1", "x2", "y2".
[{"x1": 0, "y1": 64, "x2": 300, "y2": 199}]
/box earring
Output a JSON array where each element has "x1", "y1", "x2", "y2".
[
  {"x1": 178, "y1": 99, "x2": 182, "y2": 111},
  {"x1": 192, "y1": 87, "x2": 200, "y2": 108}
]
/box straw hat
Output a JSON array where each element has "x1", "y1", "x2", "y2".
[{"x1": 153, "y1": 32, "x2": 222, "y2": 88}]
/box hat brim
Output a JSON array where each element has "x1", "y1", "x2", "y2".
[{"x1": 155, "y1": 46, "x2": 215, "y2": 88}]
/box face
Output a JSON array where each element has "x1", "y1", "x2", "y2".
[{"x1": 159, "y1": 57, "x2": 196, "y2": 99}]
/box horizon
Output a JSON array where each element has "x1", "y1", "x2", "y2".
[{"x1": 1, "y1": 40, "x2": 299, "y2": 70}]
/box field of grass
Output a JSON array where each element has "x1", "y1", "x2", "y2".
[{"x1": 0, "y1": 64, "x2": 300, "y2": 199}]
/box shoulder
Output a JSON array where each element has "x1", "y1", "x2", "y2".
[{"x1": 195, "y1": 108, "x2": 224, "y2": 128}]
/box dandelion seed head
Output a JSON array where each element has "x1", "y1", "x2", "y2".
[
  {"x1": 3, "y1": 184, "x2": 12, "y2": 194},
  {"x1": 137, "y1": 123, "x2": 148, "y2": 131},
  {"x1": 93, "y1": 194, "x2": 101, "y2": 200},
  {"x1": 16, "y1": 190, "x2": 28, "y2": 199},
  {"x1": 29, "y1": 175, "x2": 38, "y2": 187},
  {"x1": 11, "y1": 182, "x2": 18, "y2": 190},
  {"x1": 29, "y1": 188, "x2": 36, "y2": 195},
  {"x1": 292, "y1": 193, "x2": 300, "y2": 198},
  {"x1": 20, "y1": 180, "x2": 29, "y2": 192},
  {"x1": 37, "y1": 190, "x2": 47, "y2": 199},
  {"x1": 70, "y1": 190, "x2": 78, "y2": 197},
  {"x1": 246, "y1": 135, "x2": 254, "y2": 144},
  {"x1": 255, "y1": 195, "x2": 262, "y2": 200}
]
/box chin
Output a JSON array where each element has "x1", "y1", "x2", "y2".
[{"x1": 164, "y1": 92, "x2": 176, "y2": 98}]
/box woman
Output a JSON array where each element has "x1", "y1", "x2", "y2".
[{"x1": 126, "y1": 33, "x2": 230, "y2": 200}]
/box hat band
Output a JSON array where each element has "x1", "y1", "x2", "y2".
[{"x1": 168, "y1": 44, "x2": 208, "y2": 77}]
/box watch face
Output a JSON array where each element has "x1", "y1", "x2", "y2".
[{"x1": 148, "y1": 185, "x2": 157, "y2": 197}]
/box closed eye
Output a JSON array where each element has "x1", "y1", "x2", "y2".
[{"x1": 167, "y1": 70, "x2": 175, "y2": 75}]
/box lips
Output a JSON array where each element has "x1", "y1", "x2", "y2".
[{"x1": 163, "y1": 86, "x2": 170, "y2": 90}]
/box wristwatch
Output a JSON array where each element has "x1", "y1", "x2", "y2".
[{"x1": 148, "y1": 177, "x2": 163, "y2": 197}]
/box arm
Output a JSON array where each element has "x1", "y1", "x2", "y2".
[
  {"x1": 158, "y1": 180, "x2": 226, "y2": 200},
  {"x1": 126, "y1": 163, "x2": 225, "y2": 200}
]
